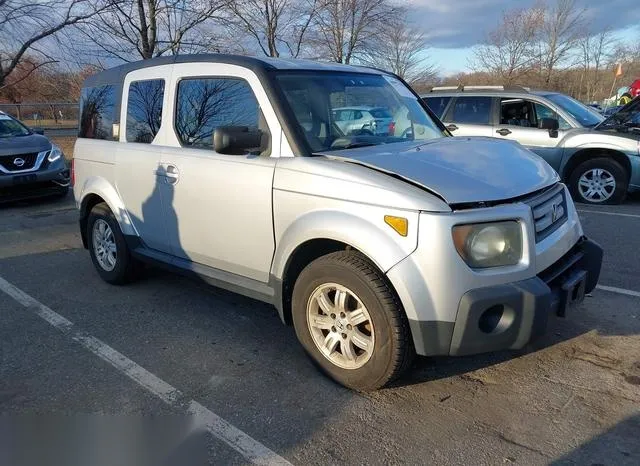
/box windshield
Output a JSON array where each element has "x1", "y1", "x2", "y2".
[
  {"x1": 543, "y1": 93, "x2": 604, "y2": 128},
  {"x1": 0, "y1": 114, "x2": 31, "y2": 138},
  {"x1": 275, "y1": 72, "x2": 444, "y2": 152}
]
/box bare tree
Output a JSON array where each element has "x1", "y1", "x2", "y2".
[
  {"x1": 312, "y1": 0, "x2": 396, "y2": 64},
  {"x1": 360, "y1": 12, "x2": 436, "y2": 84},
  {"x1": 578, "y1": 27, "x2": 616, "y2": 101},
  {"x1": 0, "y1": 0, "x2": 107, "y2": 90},
  {"x1": 471, "y1": 6, "x2": 544, "y2": 84},
  {"x1": 80, "y1": 0, "x2": 227, "y2": 62},
  {"x1": 227, "y1": 0, "x2": 317, "y2": 58},
  {"x1": 539, "y1": 0, "x2": 585, "y2": 85}
]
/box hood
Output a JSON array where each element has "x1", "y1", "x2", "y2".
[
  {"x1": 317, "y1": 137, "x2": 558, "y2": 205},
  {"x1": 595, "y1": 97, "x2": 640, "y2": 131},
  {"x1": 0, "y1": 133, "x2": 51, "y2": 157}
]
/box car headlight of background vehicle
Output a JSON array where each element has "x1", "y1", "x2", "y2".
[
  {"x1": 452, "y1": 221, "x2": 522, "y2": 268},
  {"x1": 48, "y1": 144, "x2": 63, "y2": 163}
]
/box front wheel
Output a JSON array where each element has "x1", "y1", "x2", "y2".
[
  {"x1": 291, "y1": 251, "x2": 414, "y2": 391},
  {"x1": 568, "y1": 158, "x2": 628, "y2": 205}
]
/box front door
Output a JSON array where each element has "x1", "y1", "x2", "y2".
[
  {"x1": 494, "y1": 98, "x2": 569, "y2": 171},
  {"x1": 116, "y1": 73, "x2": 171, "y2": 252},
  {"x1": 160, "y1": 73, "x2": 276, "y2": 282}
]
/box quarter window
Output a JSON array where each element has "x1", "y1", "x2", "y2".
[
  {"x1": 175, "y1": 78, "x2": 261, "y2": 150},
  {"x1": 450, "y1": 96, "x2": 492, "y2": 124},
  {"x1": 126, "y1": 79, "x2": 165, "y2": 143},
  {"x1": 79, "y1": 85, "x2": 116, "y2": 140}
]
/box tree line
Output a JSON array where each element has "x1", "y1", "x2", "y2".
[{"x1": 0, "y1": 0, "x2": 638, "y2": 105}]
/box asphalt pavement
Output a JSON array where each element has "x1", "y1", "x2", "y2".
[{"x1": 1, "y1": 193, "x2": 639, "y2": 465}]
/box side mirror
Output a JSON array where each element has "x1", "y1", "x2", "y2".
[
  {"x1": 32, "y1": 127, "x2": 45, "y2": 135},
  {"x1": 213, "y1": 126, "x2": 267, "y2": 155},
  {"x1": 539, "y1": 118, "x2": 559, "y2": 131}
]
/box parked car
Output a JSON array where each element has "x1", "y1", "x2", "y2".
[
  {"x1": 74, "y1": 55, "x2": 603, "y2": 390},
  {"x1": 602, "y1": 105, "x2": 623, "y2": 117},
  {"x1": 422, "y1": 86, "x2": 640, "y2": 204},
  {"x1": 332, "y1": 106, "x2": 395, "y2": 136},
  {"x1": 618, "y1": 79, "x2": 640, "y2": 105},
  {"x1": 0, "y1": 111, "x2": 69, "y2": 202}
]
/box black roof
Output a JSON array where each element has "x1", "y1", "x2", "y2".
[{"x1": 84, "y1": 54, "x2": 383, "y2": 88}]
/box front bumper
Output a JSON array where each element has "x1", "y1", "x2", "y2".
[
  {"x1": 0, "y1": 164, "x2": 70, "y2": 202},
  {"x1": 409, "y1": 237, "x2": 603, "y2": 356}
]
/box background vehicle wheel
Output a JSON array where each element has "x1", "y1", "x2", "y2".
[
  {"x1": 568, "y1": 158, "x2": 628, "y2": 205},
  {"x1": 87, "y1": 202, "x2": 141, "y2": 284},
  {"x1": 618, "y1": 94, "x2": 632, "y2": 106},
  {"x1": 291, "y1": 251, "x2": 414, "y2": 391}
]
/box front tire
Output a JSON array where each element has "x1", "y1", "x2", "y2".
[
  {"x1": 568, "y1": 158, "x2": 628, "y2": 205},
  {"x1": 291, "y1": 251, "x2": 414, "y2": 391},
  {"x1": 87, "y1": 202, "x2": 141, "y2": 284}
]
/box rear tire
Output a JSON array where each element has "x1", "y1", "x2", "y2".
[
  {"x1": 568, "y1": 157, "x2": 628, "y2": 205},
  {"x1": 87, "y1": 202, "x2": 141, "y2": 284},
  {"x1": 291, "y1": 251, "x2": 414, "y2": 391}
]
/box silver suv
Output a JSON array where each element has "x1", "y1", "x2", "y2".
[
  {"x1": 73, "y1": 56, "x2": 603, "y2": 390},
  {"x1": 422, "y1": 86, "x2": 640, "y2": 205}
]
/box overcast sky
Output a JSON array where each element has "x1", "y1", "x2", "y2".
[{"x1": 407, "y1": 0, "x2": 640, "y2": 74}]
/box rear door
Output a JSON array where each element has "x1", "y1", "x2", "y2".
[
  {"x1": 442, "y1": 95, "x2": 494, "y2": 136},
  {"x1": 116, "y1": 66, "x2": 172, "y2": 252},
  {"x1": 494, "y1": 97, "x2": 570, "y2": 171}
]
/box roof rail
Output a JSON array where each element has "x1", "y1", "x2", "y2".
[{"x1": 427, "y1": 85, "x2": 530, "y2": 93}]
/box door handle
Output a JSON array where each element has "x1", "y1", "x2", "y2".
[
  {"x1": 446, "y1": 124, "x2": 458, "y2": 132},
  {"x1": 496, "y1": 128, "x2": 512, "y2": 136},
  {"x1": 164, "y1": 164, "x2": 179, "y2": 184}
]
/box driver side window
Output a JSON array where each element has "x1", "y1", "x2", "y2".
[{"x1": 534, "y1": 102, "x2": 571, "y2": 130}]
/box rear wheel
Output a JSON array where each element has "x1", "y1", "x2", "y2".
[
  {"x1": 568, "y1": 157, "x2": 628, "y2": 205},
  {"x1": 87, "y1": 202, "x2": 141, "y2": 284},
  {"x1": 291, "y1": 251, "x2": 414, "y2": 391}
]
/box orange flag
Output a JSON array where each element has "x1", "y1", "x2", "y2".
[{"x1": 614, "y1": 63, "x2": 623, "y2": 77}]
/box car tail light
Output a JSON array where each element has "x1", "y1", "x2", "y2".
[
  {"x1": 71, "y1": 158, "x2": 75, "y2": 187},
  {"x1": 389, "y1": 121, "x2": 396, "y2": 135}
]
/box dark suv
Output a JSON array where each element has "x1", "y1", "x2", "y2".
[{"x1": 0, "y1": 111, "x2": 70, "y2": 202}]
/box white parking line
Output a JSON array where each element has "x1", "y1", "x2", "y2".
[
  {"x1": 577, "y1": 209, "x2": 640, "y2": 219},
  {"x1": 597, "y1": 284, "x2": 640, "y2": 298},
  {"x1": 0, "y1": 275, "x2": 291, "y2": 466}
]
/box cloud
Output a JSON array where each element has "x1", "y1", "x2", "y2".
[{"x1": 407, "y1": 0, "x2": 640, "y2": 49}]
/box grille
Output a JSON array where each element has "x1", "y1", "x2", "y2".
[
  {"x1": 526, "y1": 184, "x2": 568, "y2": 242},
  {"x1": 0, "y1": 152, "x2": 39, "y2": 171}
]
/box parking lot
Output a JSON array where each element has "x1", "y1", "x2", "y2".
[{"x1": 1, "y1": 193, "x2": 639, "y2": 465}]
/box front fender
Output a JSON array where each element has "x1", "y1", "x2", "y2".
[
  {"x1": 78, "y1": 175, "x2": 138, "y2": 237},
  {"x1": 271, "y1": 208, "x2": 419, "y2": 280}
]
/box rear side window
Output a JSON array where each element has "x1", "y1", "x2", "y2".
[
  {"x1": 126, "y1": 79, "x2": 165, "y2": 143},
  {"x1": 175, "y1": 78, "x2": 260, "y2": 150},
  {"x1": 450, "y1": 96, "x2": 492, "y2": 124},
  {"x1": 79, "y1": 85, "x2": 117, "y2": 139},
  {"x1": 423, "y1": 96, "x2": 451, "y2": 118}
]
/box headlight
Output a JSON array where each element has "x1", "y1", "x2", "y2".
[
  {"x1": 452, "y1": 221, "x2": 522, "y2": 268},
  {"x1": 48, "y1": 144, "x2": 62, "y2": 163}
]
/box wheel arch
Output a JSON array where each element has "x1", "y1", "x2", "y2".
[
  {"x1": 272, "y1": 211, "x2": 418, "y2": 325},
  {"x1": 78, "y1": 176, "x2": 137, "y2": 248},
  {"x1": 561, "y1": 148, "x2": 631, "y2": 183}
]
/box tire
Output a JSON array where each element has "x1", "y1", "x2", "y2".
[
  {"x1": 291, "y1": 251, "x2": 414, "y2": 391},
  {"x1": 568, "y1": 157, "x2": 628, "y2": 205},
  {"x1": 618, "y1": 93, "x2": 632, "y2": 106},
  {"x1": 87, "y1": 202, "x2": 141, "y2": 284}
]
